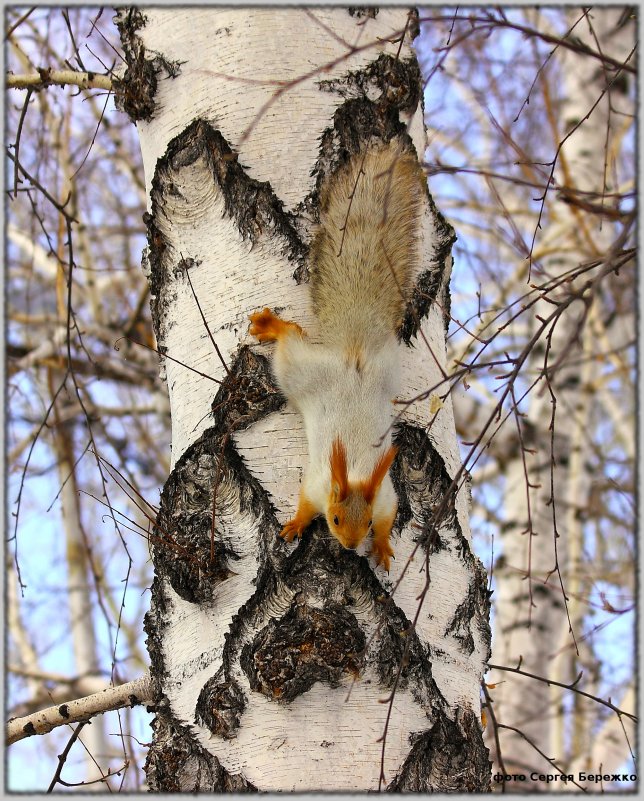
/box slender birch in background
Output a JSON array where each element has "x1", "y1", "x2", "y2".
[
  {"x1": 484, "y1": 8, "x2": 636, "y2": 784},
  {"x1": 6, "y1": 7, "x2": 162, "y2": 791},
  {"x1": 114, "y1": 7, "x2": 490, "y2": 792}
]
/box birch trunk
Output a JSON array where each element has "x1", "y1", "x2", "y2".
[{"x1": 115, "y1": 8, "x2": 490, "y2": 791}]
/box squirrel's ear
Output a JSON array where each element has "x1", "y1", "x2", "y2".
[
  {"x1": 330, "y1": 438, "x2": 349, "y2": 501},
  {"x1": 363, "y1": 445, "x2": 398, "y2": 503}
]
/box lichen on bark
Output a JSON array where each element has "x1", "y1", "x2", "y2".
[{"x1": 113, "y1": 8, "x2": 183, "y2": 123}]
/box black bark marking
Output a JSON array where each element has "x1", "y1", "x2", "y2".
[
  {"x1": 445, "y1": 563, "x2": 492, "y2": 659},
  {"x1": 194, "y1": 673, "x2": 246, "y2": 739},
  {"x1": 146, "y1": 711, "x2": 256, "y2": 792},
  {"x1": 399, "y1": 198, "x2": 456, "y2": 342},
  {"x1": 375, "y1": 618, "x2": 430, "y2": 690},
  {"x1": 141, "y1": 208, "x2": 169, "y2": 352},
  {"x1": 445, "y1": 558, "x2": 492, "y2": 662},
  {"x1": 163, "y1": 118, "x2": 304, "y2": 256},
  {"x1": 389, "y1": 709, "x2": 491, "y2": 791},
  {"x1": 317, "y1": 54, "x2": 421, "y2": 116},
  {"x1": 393, "y1": 425, "x2": 492, "y2": 663},
  {"x1": 392, "y1": 424, "x2": 457, "y2": 554},
  {"x1": 152, "y1": 347, "x2": 285, "y2": 605},
  {"x1": 22, "y1": 722, "x2": 36, "y2": 736},
  {"x1": 210, "y1": 346, "x2": 285, "y2": 435},
  {"x1": 347, "y1": 7, "x2": 378, "y2": 19},
  {"x1": 113, "y1": 9, "x2": 182, "y2": 123},
  {"x1": 263, "y1": 521, "x2": 446, "y2": 714},
  {"x1": 58, "y1": 704, "x2": 70, "y2": 719},
  {"x1": 155, "y1": 448, "x2": 239, "y2": 604},
  {"x1": 144, "y1": 119, "x2": 307, "y2": 347},
  {"x1": 240, "y1": 601, "x2": 366, "y2": 702},
  {"x1": 445, "y1": 589, "x2": 477, "y2": 655}
]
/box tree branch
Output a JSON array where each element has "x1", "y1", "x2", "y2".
[
  {"x1": 7, "y1": 68, "x2": 112, "y2": 91},
  {"x1": 6, "y1": 674, "x2": 153, "y2": 745}
]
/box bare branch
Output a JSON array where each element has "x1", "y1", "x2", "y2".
[
  {"x1": 6, "y1": 675, "x2": 153, "y2": 746},
  {"x1": 7, "y1": 68, "x2": 112, "y2": 91}
]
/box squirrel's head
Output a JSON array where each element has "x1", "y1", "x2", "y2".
[{"x1": 326, "y1": 438, "x2": 398, "y2": 551}]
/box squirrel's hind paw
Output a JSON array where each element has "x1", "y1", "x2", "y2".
[
  {"x1": 249, "y1": 308, "x2": 303, "y2": 342},
  {"x1": 249, "y1": 308, "x2": 279, "y2": 342}
]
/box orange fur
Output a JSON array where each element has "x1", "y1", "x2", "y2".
[
  {"x1": 362, "y1": 446, "x2": 398, "y2": 504},
  {"x1": 280, "y1": 492, "x2": 317, "y2": 543},
  {"x1": 370, "y1": 507, "x2": 397, "y2": 572},
  {"x1": 329, "y1": 438, "x2": 349, "y2": 501},
  {"x1": 248, "y1": 308, "x2": 303, "y2": 342},
  {"x1": 325, "y1": 439, "x2": 398, "y2": 564}
]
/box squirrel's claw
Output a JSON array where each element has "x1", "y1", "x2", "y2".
[
  {"x1": 371, "y1": 538, "x2": 394, "y2": 573},
  {"x1": 279, "y1": 519, "x2": 305, "y2": 543}
]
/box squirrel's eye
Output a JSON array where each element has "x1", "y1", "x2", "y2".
[{"x1": 333, "y1": 515, "x2": 339, "y2": 526}]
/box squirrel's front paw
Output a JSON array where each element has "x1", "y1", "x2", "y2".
[
  {"x1": 371, "y1": 537, "x2": 394, "y2": 573},
  {"x1": 279, "y1": 519, "x2": 306, "y2": 543}
]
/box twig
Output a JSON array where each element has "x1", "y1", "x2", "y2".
[
  {"x1": 494, "y1": 721, "x2": 587, "y2": 791},
  {"x1": 4, "y1": 7, "x2": 36, "y2": 40},
  {"x1": 183, "y1": 262, "x2": 230, "y2": 374},
  {"x1": 47, "y1": 721, "x2": 88, "y2": 793},
  {"x1": 11, "y1": 86, "x2": 33, "y2": 199},
  {"x1": 488, "y1": 663, "x2": 637, "y2": 722},
  {"x1": 482, "y1": 682, "x2": 507, "y2": 793}
]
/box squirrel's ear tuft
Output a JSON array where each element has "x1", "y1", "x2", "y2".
[
  {"x1": 330, "y1": 438, "x2": 349, "y2": 501},
  {"x1": 363, "y1": 446, "x2": 398, "y2": 503}
]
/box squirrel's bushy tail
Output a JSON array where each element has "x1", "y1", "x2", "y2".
[{"x1": 309, "y1": 139, "x2": 425, "y2": 352}]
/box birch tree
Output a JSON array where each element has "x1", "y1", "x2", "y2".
[{"x1": 114, "y1": 7, "x2": 490, "y2": 792}]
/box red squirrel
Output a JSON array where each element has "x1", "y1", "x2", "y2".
[{"x1": 250, "y1": 139, "x2": 424, "y2": 571}]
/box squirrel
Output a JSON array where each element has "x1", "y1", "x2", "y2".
[{"x1": 249, "y1": 138, "x2": 425, "y2": 571}]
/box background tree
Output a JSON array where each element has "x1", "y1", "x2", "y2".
[
  {"x1": 414, "y1": 6, "x2": 635, "y2": 790},
  {"x1": 5, "y1": 5, "x2": 635, "y2": 793}
]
